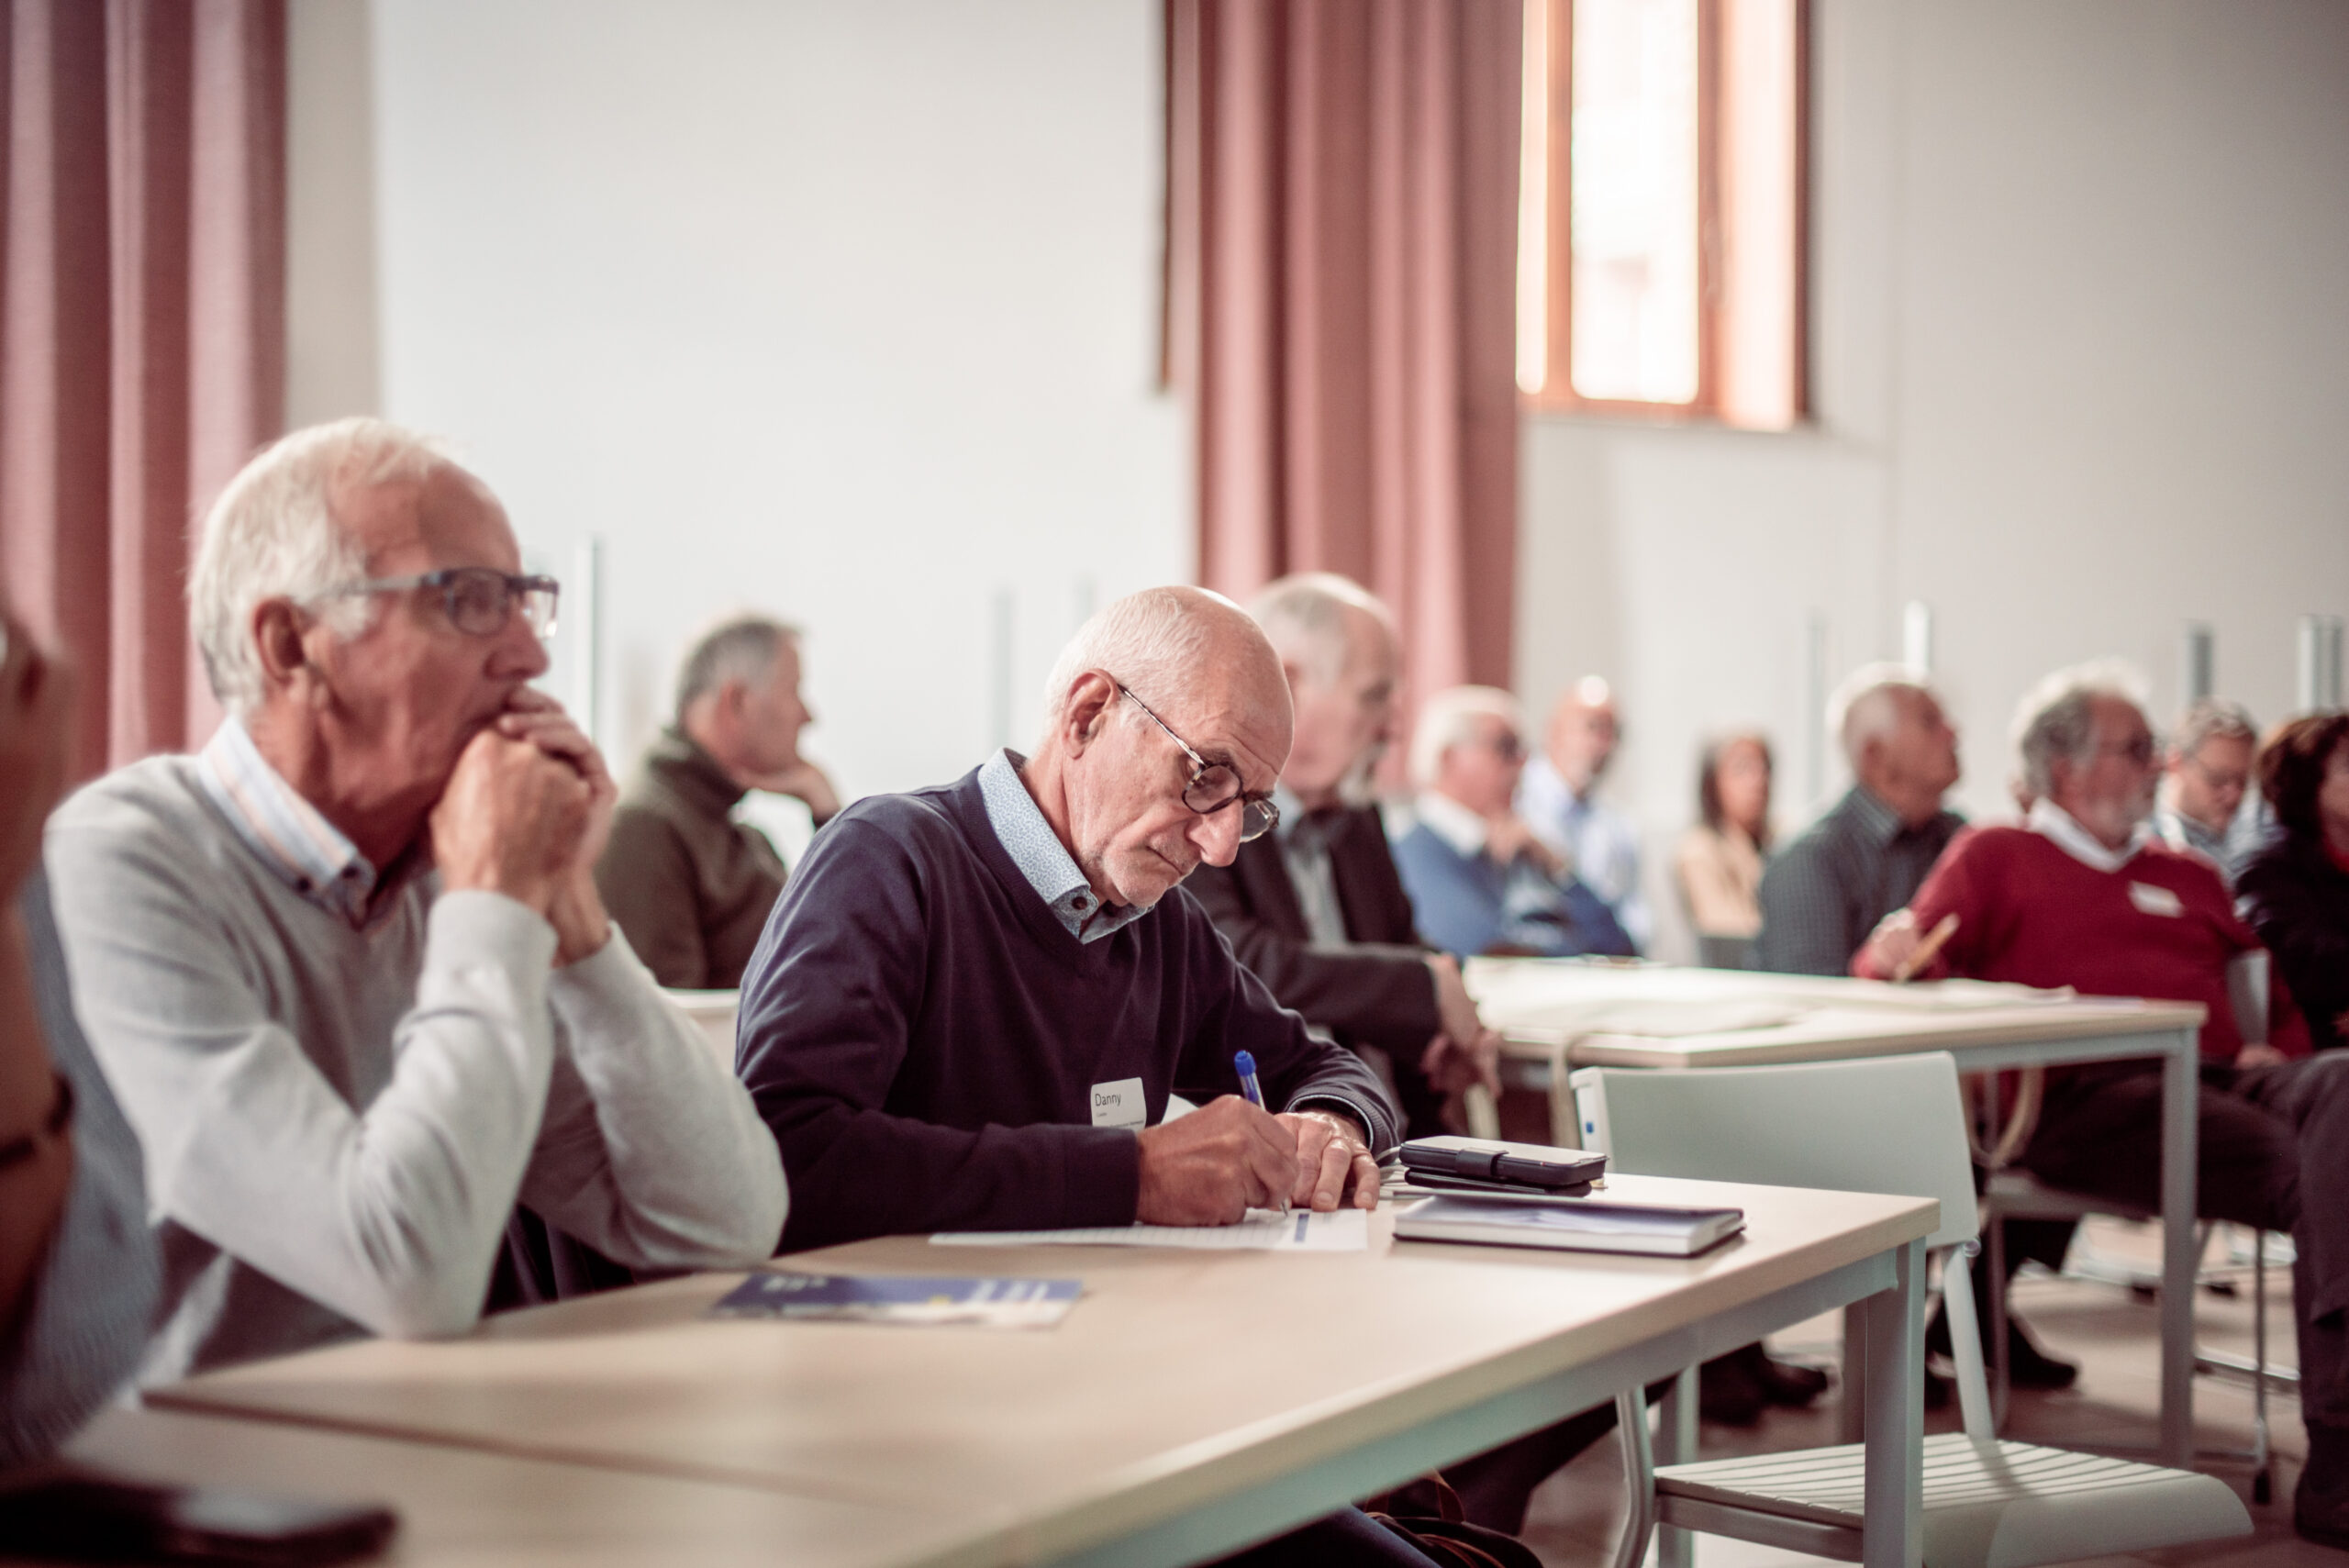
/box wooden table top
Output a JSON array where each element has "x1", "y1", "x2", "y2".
[
  {"x1": 42, "y1": 1406, "x2": 982, "y2": 1568},
  {"x1": 1464, "y1": 959, "x2": 2205, "y2": 1065},
  {"x1": 149, "y1": 1176, "x2": 1932, "y2": 1564}
]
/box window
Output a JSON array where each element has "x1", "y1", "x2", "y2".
[{"x1": 1517, "y1": 0, "x2": 1807, "y2": 428}]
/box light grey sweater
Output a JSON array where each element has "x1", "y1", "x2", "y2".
[{"x1": 44, "y1": 755, "x2": 788, "y2": 1383}]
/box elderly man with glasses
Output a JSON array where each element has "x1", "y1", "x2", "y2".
[
  {"x1": 735, "y1": 586, "x2": 1410, "y2": 1565},
  {"x1": 43, "y1": 418, "x2": 785, "y2": 1384},
  {"x1": 737, "y1": 585, "x2": 1395, "y2": 1254}
]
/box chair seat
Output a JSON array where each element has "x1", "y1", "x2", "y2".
[
  {"x1": 1983, "y1": 1169, "x2": 2152, "y2": 1225},
  {"x1": 1656, "y1": 1432, "x2": 2249, "y2": 1568}
]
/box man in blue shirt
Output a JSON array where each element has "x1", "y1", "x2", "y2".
[{"x1": 1391, "y1": 686, "x2": 1634, "y2": 962}]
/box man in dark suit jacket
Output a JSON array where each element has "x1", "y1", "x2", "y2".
[
  {"x1": 1187, "y1": 574, "x2": 1498, "y2": 1142},
  {"x1": 1191, "y1": 578, "x2": 1624, "y2": 1541}
]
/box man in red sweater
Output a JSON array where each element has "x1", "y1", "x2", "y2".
[{"x1": 1860, "y1": 666, "x2": 2349, "y2": 1546}]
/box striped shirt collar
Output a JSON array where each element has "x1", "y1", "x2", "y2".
[
  {"x1": 195, "y1": 718, "x2": 381, "y2": 927},
  {"x1": 976, "y1": 749, "x2": 1152, "y2": 944}
]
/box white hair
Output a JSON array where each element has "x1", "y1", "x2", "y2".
[
  {"x1": 189, "y1": 417, "x2": 451, "y2": 714},
  {"x1": 1248, "y1": 573, "x2": 1396, "y2": 687},
  {"x1": 1410, "y1": 684, "x2": 1522, "y2": 789},
  {"x1": 1828, "y1": 662, "x2": 1937, "y2": 767},
  {"x1": 2012, "y1": 659, "x2": 2150, "y2": 796},
  {"x1": 1040, "y1": 585, "x2": 1234, "y2": 731},
  {"x1": 674, "y1": 613, "x2": 800, "y2": 724},
  {"x1": 2171, "y1": 696, "x2": 2256, "y2": 760}
]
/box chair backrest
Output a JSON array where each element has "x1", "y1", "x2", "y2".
[{"x1": 1569, "y1": 1052, "x2": 1979, "y2": 1251}]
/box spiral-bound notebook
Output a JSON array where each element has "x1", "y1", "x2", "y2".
[{"x1": 1393, "y1": 1195, "x2": 1743, "y2": 1257}]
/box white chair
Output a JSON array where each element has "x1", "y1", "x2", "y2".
[
  {"x1": 1572, "y1": 1053, "x2": 2252, "y2": 1568},
  {"x1": 662, "y1": 988, "x2": 740, "y2": 1062}
]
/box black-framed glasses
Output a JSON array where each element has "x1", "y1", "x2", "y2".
[
  {"x1": 317, "y1": 568, "x2": 560, "y2": 641},
  {"x1": 1116, "y1": 684, "x2": 1280, "y2": 842}
]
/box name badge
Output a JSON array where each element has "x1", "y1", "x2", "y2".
[
  {"x1": 1090, "y1": 1077, "x2": 1146, "y2": 1131},
  {"x1": 2128, "y1": 882, "x2": 2185, "y2": 917}
]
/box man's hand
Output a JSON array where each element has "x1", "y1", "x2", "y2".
[
  {"x1": 1855, "y1": 908, "x2": 1923, "y2": 979},
  {"x1": 1275, "y1": 1109, "x2": 1380, "y2": 1212},
  {"x1": 2236, "y1": 1043, "x2": 2289, "y2": 1069},
  {"x1": 1484, "y1": 814, "x2": 1562, "y2": 880},
  {"x1": 0, "y1": 616, "x2": 73, "y2": 898},
  {"x1": 491, "y1": 694, "x2": 618, "y2": 963},
  {"x1": 1420, "y1": 1029, "x2": 1503, "y2": 1097},
  {"x1": 1135, "y1": 1096, "x2": 1300, "y2": 1225},
  {"x1": 429, "y1": 728, "x2": 592, "y2": 917},
  {"x1": 747, "y1": 760, "x2": 841, "y2": 825},
  {"x1": 1423, "y1": 955, "x2": 1503, "y2": 1095}
]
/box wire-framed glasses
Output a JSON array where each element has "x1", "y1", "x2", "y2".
[
  {"x1": 1116, "y1": 684, "x2": 1280, "y2": 841},
  {"x1": 317, "y1": 568, "x2": 561, "y2": 641}
]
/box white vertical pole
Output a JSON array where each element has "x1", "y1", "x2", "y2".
[
  {"x1": 989, "y1": 587, "x2": 1016, "y2": 751},
  {"x1": 1901, "y1": 600, "x2": 1933, "y2": 674},
  {"x1": 2299, "y1": 615, "x2": 2344, "y2": 712},
  {"x1": 571, "y1": 536, "x2": 603, "y2": 744},
  {"x1": 2181, "y1": 622, "x2": 2215, "y2": 706},
  {"x1": 1805, "y1": 611, "x2": 1829, "y2": 806}
]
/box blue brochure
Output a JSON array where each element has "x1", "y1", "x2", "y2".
[{"x1": 708, "y1": 1270, "x2": 1083, "y2": 1329}]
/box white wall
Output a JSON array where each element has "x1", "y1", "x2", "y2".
[
  {"x1": 1519, "y1": 0, "x2": 2349, "y2": 959},
  {"x1": 292, "y1": 0, "x2": 2349, "y2": 930},
  {"x1": 289, "y1": 0, "x2": 1186, "y2": 800}
]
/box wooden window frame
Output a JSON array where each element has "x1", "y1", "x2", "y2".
[{"x1": 1521, "y1": 0, "x2": 1809, "y2": 425}]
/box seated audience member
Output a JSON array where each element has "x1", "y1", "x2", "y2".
[
  {"x1": 1519, "y1": 677, "x2": 1649, "y2": 947},
  {"x1": 2155, "y1": 697, "x2": 2262, "y2": 883},
  {"x1": 1856, "y1": 665, "x2": 2349, "y2": 1547},
  {"x1": 1675, "y1": 733, "x2": 1774, "y2": 953},
  {"x1": 2239, "y1": 712, "x2": 2349, "y2": 1054},
  {"x1": 1186, "y1": 573, "x2": 1498, "y2": 1141},
  {"x1": 0, "y1": 621, "x2": 157, "y2": 1463},
  {"x1": 1755, "y1": 666, "x2": 1963, "y2": 976},
  {"x1": 596, "y1": 614, "x2": 837, "y2": 988},
  {"x1": 44, "y1": 419, "x2": 786, "y2": 1385},
  {"x1": 736, "y1": 586, "x2": 1414, "y2": 1566},
  {"x1": 1393, "y1": 688, "x2": 1635, "y2": 962}
]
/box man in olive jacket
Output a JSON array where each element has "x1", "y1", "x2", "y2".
[{"x1": 596, "y1": 616, "x2": 837, "y2": 989}]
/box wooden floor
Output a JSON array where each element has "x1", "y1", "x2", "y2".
[{"x1": 1519, "y1": 1218, "x2": 2341, "y2": 1567}]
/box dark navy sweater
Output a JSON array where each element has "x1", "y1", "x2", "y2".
[{"x1": 736, "y1": 767, "x2": 1401, "y2": 1252}]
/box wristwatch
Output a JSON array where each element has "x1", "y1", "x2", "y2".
[{"x1": 0, "y1": 1072, "x2": 73, "y2": 1173}]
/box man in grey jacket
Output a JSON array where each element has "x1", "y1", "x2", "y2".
[{"x1": 45, "y1": 418, "x2": 786, "y2": 1383}]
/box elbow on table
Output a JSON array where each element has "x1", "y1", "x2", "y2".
[{"x1": 361, "y1": 1273, "x2": 491, "y2": 1342}]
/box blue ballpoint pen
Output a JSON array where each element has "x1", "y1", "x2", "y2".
[
  {"x1": 1233, "y1": 1050, "x2": 1266, "y2": 1108},
  {"x1": 1232, "y1": 1051, "x2": 1290, "y2": 1215}
]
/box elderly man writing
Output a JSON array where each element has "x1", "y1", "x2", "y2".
[
  {"x1": 44, "y1": 418, "x2": 786, "y2": 1383},
  {"x1": 1857, "y1": 663, "x2": 2349, "y2": 1548},
  {"x1": 738, "y1": 585, "x2": 1394, "y2": 1248},
  {"x1": 737, "y1": 586, "x2": 1409, "y2": 1565}
]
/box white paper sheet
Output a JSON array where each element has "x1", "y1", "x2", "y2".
[{"x1": 931, "y1": 1208, "x2": 1369, "y2": 1251}]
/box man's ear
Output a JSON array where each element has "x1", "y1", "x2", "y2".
[
  {"x1": 250, "y1": 599, "x2": 321, "y2": 704},
  {"x1": 1060, "y1": 672, "x2": 1118, "y2": 757}
]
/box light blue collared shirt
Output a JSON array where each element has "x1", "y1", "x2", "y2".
[
  {"x1": 977, "y1": 750, "x2": 1152, "y2": 944},
  {"x1": 194, "y1": 717, "x2": 381, "y2": 927}
]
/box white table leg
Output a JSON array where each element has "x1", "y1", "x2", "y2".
[
  {"x1": 1840, "y1": 1300, "x2": 1866, "y2": 1444},
  {"x1": 1654, "y1": 1365, "x2": 1698, "y2": 1568},
  {"x1": 1862, "y1": 1239, "x2": 1924, "y2": 1568},
  {"x1": 2160, "y1": 1029, "x2": 2199, "y2": 1468}
]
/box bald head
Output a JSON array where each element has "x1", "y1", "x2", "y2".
[
  {"x1": 1833, "y1": 667, "x2": 1959, "y2": 825},
  {"x1": 1249, "y1": 573, "x2": 1398, "y2": 807},
  {"x1": 1545, "y1": 676, "x2": 1620, "y2": 792},
  {"x1": 1026, "y1": 585, "x2": 1293, "y2": 913}
]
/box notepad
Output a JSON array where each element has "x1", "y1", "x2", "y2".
[
  {"x1": 932, "y1": 1208, "x2": 1369, "y2": 1251},
  {"x1": 1394, "y1": 1195, "x2": 1743, "y2": 1257},
  {"x1": 708, "y1": 1270, "x2": 1082, "y2": 1328}
]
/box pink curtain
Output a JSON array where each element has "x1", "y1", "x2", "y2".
[
  {"x1": 1166, "y1": 0, "x2": 1521, "y2": 719},
  {"x1": 2, "y1": 0, "x2": 285, "y2": 778}
]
